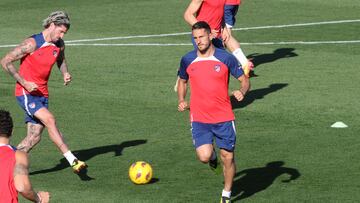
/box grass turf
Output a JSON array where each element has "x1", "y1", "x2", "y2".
[{"x1": 0, "y1": 0, "x2": 359, "y2": 202}]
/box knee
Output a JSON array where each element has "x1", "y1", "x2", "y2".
[
  {"x1": 198, "y1": 156, "x2": 210, "y2": 164},
  {"x1": 220, "y1": 151, "x2": 234, "y2": 163},
  {"x1": 42, "y1": 115, "x2": 56, "y2": 127},
  {"x1": 197, "y1": 153, "x2": 212, "y2": 163}
]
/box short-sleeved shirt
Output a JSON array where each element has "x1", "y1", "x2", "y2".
[
  {"x1": 15, "y1": 33, "x2": 63, "y2": 98},
  {"x1": 0, "y1": 144, "x2": 18, "y2": 203},
  {"x1": 196, "y1": 0, "x2": 226, "y2": 38},
  {"x1": 178, "y1": 48, "x2": 244, "y2": 123}
]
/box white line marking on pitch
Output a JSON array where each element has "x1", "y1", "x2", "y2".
[
  {"x1": 64, "y1": 40, "x2": 360, "y2": 46},
  {"x1": 0, "y1": 19, "x2": 359, "y2": 48},
  {"x1": 64, "y1": 19, "x2": 360, "y2": 43}
]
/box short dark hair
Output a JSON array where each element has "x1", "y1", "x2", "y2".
[
  {"x1": 0, "y1": 110, "x2": 13, "y2": 138},
  {"x1": 192, "y1": 21, "x2": 211, "y2": 34}
]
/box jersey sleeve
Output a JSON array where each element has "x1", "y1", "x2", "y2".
[
  {"x1": 31, "y1": 33, "x2": 45, "y2": 50},
  {"x1": 177, "y1": 56, "x2": 189, "y2": 81},
  {"x1": 226, "y1": 54, "x2": 244, "y2": 79}
]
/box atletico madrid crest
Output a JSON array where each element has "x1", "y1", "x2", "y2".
[
  {"x1": 53, "y1": 50, "x2": 58, "y2": 57},
  {"x1": 214, "y1": 65, "x2": 221, "y2": 72},
  {"x1": 28, "y1": 102, "x2": 36, "y2": 109}
]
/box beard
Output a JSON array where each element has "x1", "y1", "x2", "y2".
[{"x1": 197, "y1": 43, "x2": 211, "y2": 54}]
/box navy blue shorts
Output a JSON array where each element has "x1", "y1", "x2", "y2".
[
  {"x1": 224, "y1": 5, "x2": 239, "y2": 28},
  {"x1": 16, "y1": 94, "x2": 48, "y2": 124},
  {"x1": 191, "y1": 121, "x2": 237, "y2": 151}
]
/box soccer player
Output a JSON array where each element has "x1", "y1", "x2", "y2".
[
  {"x1": 177, "y1": 21, "x2": 250, "y2": 203},
  {"x1": 0, "y1": 110, "x2": 50, "y2": 203},
  {"x1": 183, "y1": 0, "x2": 254, "y2": 77},
  {"x1": 0, "y1": 11, "x2": 86, "y2": 173}
]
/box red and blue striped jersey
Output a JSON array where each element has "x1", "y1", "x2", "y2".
[
  {"x1": 178, "y1": 48, "x2": 243, "y2": 123},
  {"x1": 15, "y1": 33, "x2": 62, "y2": 98}
]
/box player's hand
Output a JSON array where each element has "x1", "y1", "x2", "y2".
[
  {"x1": 211, "y1": 29, "x2": 219, "y2": 38},
  {"x1": 23, "y1": 81, "x2": 38, "y2": 92},
  {"x1": 63, "y1": 72, "x2": 72, "y2": 85},
  {"x1": 222, "y1": 28, "x2": 230, "y2": 42},
  {"x1": 37, "y1": 191, "x2": 50, "y2": 203},
  {"x1": 178, "y1": 100, "x2": 189, "y2": 112},
  {"x1": 232, "y1": 90, "x2": 245, "y2": 102}
]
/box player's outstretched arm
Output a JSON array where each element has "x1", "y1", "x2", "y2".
[
  {"x1": 14, "y1": 151, "x2": 50, "y2": 203},
  {"x1": 0, "y1": 38, "x2": 38, "y2": 92}
]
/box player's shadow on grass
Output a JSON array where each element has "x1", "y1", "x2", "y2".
[
  {"x1": 247, "y1": 48, "x2": 298, "y2": 77},
  {"x1": 248, "y1": 48, "x2": 298, "y2": 67},
  {"x1": 231, "y1": 83, "x2": 288, "y2": 109},
  {"x1": 232, "y1": 161, "x2": 300, "y2": 202},
  {"x1": 30, "y1": 139, "x2": 147, "y2": 181}
]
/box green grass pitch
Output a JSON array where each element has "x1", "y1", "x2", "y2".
[{"x1": 0, "y1": 0, "x2": 359, "y2": 202}]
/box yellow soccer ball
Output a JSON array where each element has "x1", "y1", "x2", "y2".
[{"x1": 128, "y1": 161, "x2": 153, "y2": 184}]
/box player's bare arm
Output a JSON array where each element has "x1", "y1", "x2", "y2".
[
  {"x1": 14, "y1": 151, "x2": 50, "y2": 203},
  {"x1": 177, "y1": 78, "x2": 189, "y2": 111},
  {"x1": 184, "y1": 0, "x2": 203, "y2": 26},
  {"x1": 0, "y1": 38, "x2": 38, "y2": 92},
  {"x1": 56, "y1": 41, "x2": 72, "y2": 85},
  {"x1": 232, "y1": 74, "x2": 250, "y2": 101},
  {"x1": 60, "y1": 60, "x2": 72, "y2": 86}
]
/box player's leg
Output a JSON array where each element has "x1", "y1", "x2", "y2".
[
  {"x1": 213, "y1": 121, "x2": 237, "y2": 201},
  {"x1": 223, "y1": 4, "x2": 253, "y2": 78},
  {"x1": 192, "y1": 122, "x2": 213, "y2": 162},
  {"x1": 33, "y1": 107, "x2": 69, "y2": 153},
  {"x1": 224, "y1": 36, "x2": 254, "y2": 77},
  {"x1": 33, "y1": 106, "x2": 87, "y2": 173},
  {"x1": 17, "y1": 122, "x2": 44, "y2": 152},
  {"x1": 195, "y1": 143, "x2": 214, "y2": 163},
  {"x1": 16, "y1": 94, "x2": 46, "y2": 152},
  {"x1": 192, "y1": 121, "x2": 221, "y2": 173},
  {"x1": 220, "y1": 149, "x2": 236, "y2": 202},
  {"x1": 196, "y1": 143, "x2": 222, "y2": 174}
]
